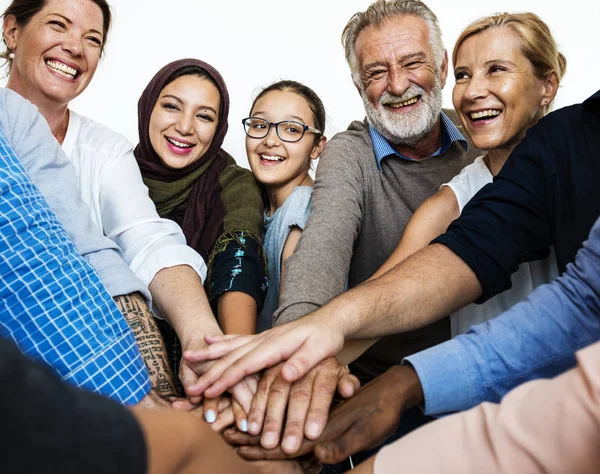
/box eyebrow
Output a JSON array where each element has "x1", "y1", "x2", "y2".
[
  {"x1": 160, "y1": 94, "x2": 218, "y2": 114},
  {"x1": 363, "y1": 52, "x2": 427, "y2": 71},
  {"x1": 49, "y1": 13, "x2": 103, "y2": 37},
  {"x1": 252, "y1": 111, "x2": 307, "y2": 124},
  {"x1": 483, "y1": 59, "x2": 517, "y2": 68}
]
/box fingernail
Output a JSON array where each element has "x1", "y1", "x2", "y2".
[
  {"x1": 283, "y1": 364, "x2": 298, "y2": 380},
  {"x1": 306, "y1": 422, "x2": 321, "y2": 438},
  {"x1": 205, "y1": 410, "x2": 216, "y2": 423},
  {"x1": 240, "y1": 419, "x2": 248, "y2": 432},
  {"x1": 262, "y1": 432, "x2": 278, "y2": 448},
  {"x1": 282, "y1": 436, "x2": 298, "y2": 452},
  {"x1": 249, "y1": 422, "x2": 259, "y2": 434}
]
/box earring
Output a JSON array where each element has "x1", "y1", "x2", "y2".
[{"x1": 8, "y1": 52, "x2": 15, "y2": 59}]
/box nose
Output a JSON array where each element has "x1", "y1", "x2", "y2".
[
  {"x1": 387, "y1": 65, "x2": 410, "y2": 97},
  {"x1": 61, "y1": 33, "x2": 83, "y2": 57},
  {"x1": 175, "y1": 113, "x2": 194, "y2": 135},
  {"x1": 263, "y1": 123, "x2": 280, "y2": 147},
  {"x1": 462, "y1": 73, "x2": 488, "y2": 102}
]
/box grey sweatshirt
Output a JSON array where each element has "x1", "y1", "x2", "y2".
[{"x1": 274, "y1": 113, "x2": 479, "y2": 381}]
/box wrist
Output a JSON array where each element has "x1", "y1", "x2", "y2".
[{"x1": 385, "y1": 364, "x2": 424, "y2": 409}]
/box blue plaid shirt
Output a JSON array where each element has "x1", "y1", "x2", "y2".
[
  {"x1": 369, "y1": 111, "x2": 468, "y2": 172},
  {"x1": 0, "y1": 129, "x2": 150, "y2": 405}
]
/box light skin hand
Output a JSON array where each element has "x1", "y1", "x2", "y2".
[
  {"x1": 183, "y1": 318, "x2": 346, "y2": 399},
  {"x1": 226, "y1": 365, "x2": 422, "y2": 465},
  {"x1": 178, "y1": 349, "x2": 258, "y2": 426}
]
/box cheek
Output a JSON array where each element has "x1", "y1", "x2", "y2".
[
  {"x1": 365, "y1": 83, "x2": 383, "y2": 104},
  {"x1": 199, "y1": 124, "x2": 218, "y2": 147}
]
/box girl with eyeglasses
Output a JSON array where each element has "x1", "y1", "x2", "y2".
[{"x1": 244, "y1": 80, "x2": 327, "y2": 332}]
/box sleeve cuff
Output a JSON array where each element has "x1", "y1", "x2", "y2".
[
  {"x1": 403, "y1": 337, "x2": 481, "y2": 416},
  {"x1": 63, "y1": 330, "x2": 151, "y2": 406},
  {"x1": 133, "y1": 244, "x2": 208, "y2": 288}
]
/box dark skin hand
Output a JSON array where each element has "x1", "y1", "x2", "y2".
[{"x1": 225, "y1": 364, "x2": 423, "y2": 465}]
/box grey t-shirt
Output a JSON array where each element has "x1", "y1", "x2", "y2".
[{"x1": 258, "y1": 186, "x2": 312, "y2": 332}]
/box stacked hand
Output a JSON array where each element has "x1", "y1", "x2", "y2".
[
  {"x1": 183, "y1": 317, "x2": 346, "y2": 398},
  {"x1": 179, "y1": 319, "x2": 362, "y2": 450},
  {"x1": 172, "y1": 339, "x2": 259, "y2": 432},
  {"x1": 223, "y1": 365, "x2": 423, "y2": 464}
]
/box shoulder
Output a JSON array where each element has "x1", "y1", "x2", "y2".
[
  {"x1": 219, "y1": 156, "x2": 260, "y2": 188},
  {"x1": 318, "y1": 119, "x2": 374, "y2": 175},
  {"x1": 0, "y1": 89, "x2": 40, "y2": 138},
  {"x1": 274, "y1": 187, "x2": 313, "y2": 231},
  {"x1": 284, "y1": 186, "x2": 312, "y2": 215},
  {"x1": 69, "y1": 111, "x2": 133, "y2": 157},
  {"x1": 321, "y1": 119, "x2": 372, "y2": 157}
]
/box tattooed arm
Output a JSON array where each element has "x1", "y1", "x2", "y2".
[{"x1": 114, "y1": 293, "x2": 179, "y2": 400}]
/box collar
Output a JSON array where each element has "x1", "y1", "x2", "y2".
[{"x1": 369, "y1": 111, "x2": 468, "y2": 172}]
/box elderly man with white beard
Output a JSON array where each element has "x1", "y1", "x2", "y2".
[{"x1": 211, "y1": 0, "x2": 478, "y2": 459}]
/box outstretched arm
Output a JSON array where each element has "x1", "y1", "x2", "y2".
[{"x1": 338, "y1": 187, "x2": 460, "y2": 364}]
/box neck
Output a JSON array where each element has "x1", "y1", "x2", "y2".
[
  {"x1": 391, "y1": 118, "x2": 442, "y2": 161},
  {"x1": 6, "y1": 80, "x2": 70, "y2": 144},
  {"x1": 483, "y1": 147, "x2": 512, "y2": 176},
  {"x1": 266, "y1": 171, "x2": 313, "y2": 216}
]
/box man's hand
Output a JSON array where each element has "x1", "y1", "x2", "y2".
[
  {"x1": 226, "y1": 365, "x2": 424, "y2": 464},
  {"x1": 183, "y1": 318, "x2": 346, "y2": 399},
  {"x1": 245, "y1": 358, "x2": 359, "y2": 454}
]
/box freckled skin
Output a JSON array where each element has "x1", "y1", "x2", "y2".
[
  {"x1": 6, "y1": 0, "x2": 104, "y2": 109},
  {"x1": 452, "y1": 27, "x2": 548, "y2": 161}
]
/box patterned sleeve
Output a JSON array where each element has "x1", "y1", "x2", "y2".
[
  {"x1": 208, "y1": 231, "x2": 268, "y2": 312},
  {"x1": 0, "y1": 128, "x2": 150, "y2": 405}
]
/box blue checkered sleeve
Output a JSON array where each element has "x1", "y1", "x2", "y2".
[{"x1": 0, "y1": 131, "x2": 150, "y2": 405}]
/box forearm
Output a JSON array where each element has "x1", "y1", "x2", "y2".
[
  {"x1": 337, "y1": 339, "x2": 378, "y2": 365},
  {"x1": 133, "y1": 406, "x2": 261, "y2": 474},
  {"x1": 114, "y1": 293, "x2": 178, "y2": 398},
  {"x1": 149, "y1": 265, "x2": 221, "y2": 348},
  {"x1": 218, "y1": 291, "x2": 257, "y2": 334},
  {"x1": 313, "y1": 244, "x2": 481, "y2": 341}
]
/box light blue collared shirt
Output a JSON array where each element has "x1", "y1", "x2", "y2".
[
  {"x1": 404, "y1": 214, "x2": 600, "y2": 416},
  {"x1": 369, "y1": 111, "x2": 468, "y2": 172}
]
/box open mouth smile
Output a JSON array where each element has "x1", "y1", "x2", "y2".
[
  {"x1": 45, "y1": 59, "x2": 79, "y2": 80},
  {"x1": 385, "y1": 95, "x2": 421, "y2": 108},
  {"x1": 469, "y1": 109, "x2": 502, "y2": 122}
]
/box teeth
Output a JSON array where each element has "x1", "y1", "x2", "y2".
[
  {"x1": 46, "y1": 60, "x2": 77, "y2": 78},
  {"x1": 260, "y1": 154, "x2": 284, "y2": 162},
  {"x1": 470, "y1": 110, "x2": 501, "y2": 120},
  {"x1": 166, "y1": 137, "x2": 194, "y2": 148},
  {"x1": 388, "y1": 96, "x2": 419, "y2": 108}
]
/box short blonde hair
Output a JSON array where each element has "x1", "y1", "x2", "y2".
[{"x1": 453, "y1": 12, "x2": 566, "y2": 88}]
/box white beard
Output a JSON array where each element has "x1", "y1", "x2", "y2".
[{"x1": 362, "y1": 79, "x2": 443, "y2": 146}]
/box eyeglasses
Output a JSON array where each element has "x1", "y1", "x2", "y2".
[{"x1": 242, "y1": 117, "x2": 322, "y2": 143}]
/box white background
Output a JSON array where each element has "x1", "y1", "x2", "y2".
[{"x1": 2, "y1": 0, "x2": 599, "y2": 168}]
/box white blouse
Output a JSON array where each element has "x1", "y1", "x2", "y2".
[
  {"x1": 61, "y1": 110, "x2": 207, "y2": 288},
  {"x1": 442, "y1": 156, "x2": 559, "y2": 336}
]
